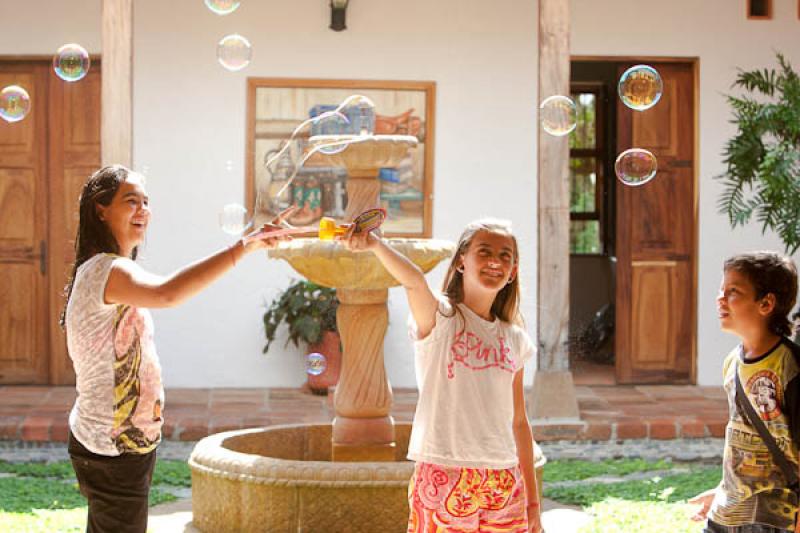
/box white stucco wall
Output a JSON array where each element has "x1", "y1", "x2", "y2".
[
  {"x1": 132, "y1": 0, "x2": 539, "y2": 388},
  {"x1": 0, "y1": 0, "x2": 539, "y2": 389},
  {"x1": 572, "y1": 0, "x2": 800, "y2": 385},
  {"x1": 4, "y1": 0, "x2": 798, "y2": 389}
]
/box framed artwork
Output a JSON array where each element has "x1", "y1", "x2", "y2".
[{"x1": 246, "y1": 78, "x2": 435, "y2": 237}]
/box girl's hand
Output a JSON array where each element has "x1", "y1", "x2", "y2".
[
  {"x1": 337, "y1": 224, "x2": 379, "y2": 252},
  {"x1": 527, "y1": 504, "x2": 543, "y2": 533},
  {"x1": 688, "y1": 489, "x2": 716, "y2": 522},
  {"x1": 243, "y1": 206, "x2": 296, "y2": 252}
]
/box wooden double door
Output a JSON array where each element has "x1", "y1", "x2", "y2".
[
  {"x1": 615, "y1": 62, "x2": 697, "y2": 383},
  {"x1": 0, "y1": 60, "x2": 101, "y2": 384}
]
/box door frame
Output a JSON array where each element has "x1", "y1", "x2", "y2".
[
  {"x1": 0, "y1": 55, "x2": 101, "y2": 385},
  {"x1": 569, "y1": 55, "x2": 700, "y2": 384}
]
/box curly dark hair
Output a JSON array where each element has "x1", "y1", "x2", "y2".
[{"x1": 723, "y1": 251, "x2": 799, "y2": 337}]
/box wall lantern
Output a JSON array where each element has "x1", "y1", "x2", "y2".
[{"x1": 330, "y1": 0, "x2": 349, "y2": 31}]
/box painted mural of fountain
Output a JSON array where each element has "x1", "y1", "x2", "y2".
[{"x1": 189, "y1": 131, "x2": 456, "y2": 532}]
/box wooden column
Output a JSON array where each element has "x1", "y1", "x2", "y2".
[
  {"x1": 529, "y1": 0, "x2": 580, "y2": 421},
  {"x1": 101, "y1": 0, "x2": 133, "y2": 167}
]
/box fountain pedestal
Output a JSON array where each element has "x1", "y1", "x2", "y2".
[{"x1": 331, "y1": 288, "x2": 395, "y2": 461}]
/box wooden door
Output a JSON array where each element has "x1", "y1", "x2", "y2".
[
  {"x1": 615, "y1": 62, "x2": 696, "y2": 384},
  {"x1": 0, "y1": 63, "x2": 50, "y2": 383},
  {"x1": 0, "y1": 60, "x2": 100, "y2": 384},
  {"x1": 47, "y1": 63, "x2": 102, "y2": 384}
]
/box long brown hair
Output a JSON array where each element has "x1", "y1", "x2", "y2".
[
  {"x1": 60, "y1": 165, "x2": 139, "y2": 328},
  {"x1": 440, "y1": 218, "x2": 523, "y2": 326}
]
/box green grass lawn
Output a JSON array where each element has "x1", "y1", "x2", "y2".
[
  {"x1": 0, "y1": 457, "x2": 718, "y2": 533},
  {"x1": 543, "y1": 459, "x2": 720, "y2": 533},
  {"x1": 0, "y1": 459, "x2": 191, "y2": 533}
]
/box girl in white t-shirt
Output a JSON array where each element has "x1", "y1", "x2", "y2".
[
  {"x1": 61, "y1": 165, "x2": 290, "y2": 533},
  {"x1": 341, "y1": 218, "x2": 542, "y2": 533}
]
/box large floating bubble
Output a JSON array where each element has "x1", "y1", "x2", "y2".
[
  {"x1": 217, "y1": 34, "x2": 252, "y2": 71},
  {"x1": 53, "y1": 43, "x2": 91, "y2": 82},
  {"x1": 205, "y1": 0, "x2": 240, "y2": 15},
  {"x1": 0, "y1": 85, "x2": 31, "y2": 123},
  {"x1": 615, "y1": 148, "x2": 658, "y2": 186},
  {"x1": 259, "y1": 94, "x2": 378, "y2": 215},
  {"x1": 219, "y1": 203, "x2": 250, "y2": 235},
  {"x1": 312, "y1": 111, "x2": 352, "y2": 154},
  {"x1": 336, "y1": 94, "x2": 376, "y2": 135},
  {"x1": 539, "y1": 95, "x2": 577, "y2": 137},
  {"x1": 306, "y1": 352, "x2": 327, "y2": 376},
  {"x1": 618, "y1": 65, "x2": 663, "y2": 111}
]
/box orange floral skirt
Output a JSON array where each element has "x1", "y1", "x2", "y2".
[{"x1": 407, "y1": 461, "x2": 528, "y2": 533}]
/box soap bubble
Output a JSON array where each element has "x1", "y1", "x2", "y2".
[
  {"x1": 217, "y1": 34, "x2": 251, "y2": 71},
  {"x1": 316, "y1": 139, "x2": 350, "y2": 156},
  {"x1": 539, "y1": 95, "x2": 577, "y2": 136},
  {"x1": 306, "y1": 352, "x2": 327, "y2": 376},
  {"x1": 337, "y1": 94, "x2": 376, "y2": 135},
  {"x1": 205, "y1": 0, "x2": 240, "y2": 15},
  {"x1": 0, "y1": 85, "x2": 31, "y2": 123},
  {"x1": 615, "y1": 148, "x2": 658, "y2": 186},
  {"x1": 618, "y1": 65, "x2": 663, "y2": 111},
  {"x1": 312, "y1": 111, "x2": 351, "y2": 155},
  {"x1": 53, "y1": 43, "x2": 91, "y2": 82},
  {"x1": 311, "y1": 110, "x2": 351, "y2": 136},
  {"x1": 219, "y1": 203, "x2": 250, "y2": 235}
]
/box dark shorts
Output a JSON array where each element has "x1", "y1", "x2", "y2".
[
  {"x1": 68, "y1": 431, "x2": 157, "y2": 533},
  {"x1": 704, "y1": 519, "x2": 793, "y2": 533}
]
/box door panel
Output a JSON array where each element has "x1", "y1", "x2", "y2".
[
  {"x1": 0, "y1": 63, "x2": 49, "y2": 384},
  {"x1": 616, "y1": 62, "x2": 696, "y2": 384},
  {"x1": 48, "y1": 65, "x2": 102, "y2": 384}
]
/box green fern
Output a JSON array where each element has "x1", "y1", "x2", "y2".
[{"x1": 717, "y1": 52, "x2": 800, "y2": 253}]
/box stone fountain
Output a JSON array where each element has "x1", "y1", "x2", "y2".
[
  {"x1": 189, "y1": 134, "x2": 544, "y2": 532},
  {"x1": 190, "y1": 134, "x2": 452, "y2": 532}
]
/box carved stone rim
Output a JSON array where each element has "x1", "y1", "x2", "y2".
[{"x1": 189, "y1": 425, "x2": 414, "y2": 488}]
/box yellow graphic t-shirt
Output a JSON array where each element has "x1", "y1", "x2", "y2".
[{"x1": 709, "y1": 339, "x2": 800, "y2": 529}]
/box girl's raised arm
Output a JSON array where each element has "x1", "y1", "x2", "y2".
[{"x1": 341, "y1": 230, "x2": 439, "y2": 339}]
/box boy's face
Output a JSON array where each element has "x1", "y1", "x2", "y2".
[{"x1": 717, "y1": 268, "x2": 775, "y2": 337}]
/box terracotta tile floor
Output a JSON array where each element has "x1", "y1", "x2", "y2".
[{"x1": 0, "y1": 384, "x2": 728, "y2": 443}]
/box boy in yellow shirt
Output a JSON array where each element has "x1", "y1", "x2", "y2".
[{"x1": 691, "y1": 252, "x2": 800, "y2": 533}]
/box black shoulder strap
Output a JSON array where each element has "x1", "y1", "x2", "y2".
[{"x1": 735, "y1": 361, "x2": 799, "y2": 490}]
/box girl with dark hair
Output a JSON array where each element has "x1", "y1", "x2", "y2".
[
  {"x1": 62, "y1": 164, "x2": 290, "y2": 532},
  {"x1": 340, "y1": 218, "x2": 542, "y2": 533}
]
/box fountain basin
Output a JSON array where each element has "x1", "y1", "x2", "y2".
[
  {"x1": 268, "y1": 238, "x2": 454, "y2": 290},
  {"x1": 189, "y1": 423, "x2": 546, "y2": 533},
  {"x1": 308, "y1": 134, "x2": 418, "y2": 175}
]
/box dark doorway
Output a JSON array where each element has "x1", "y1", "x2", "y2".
[{"x1": 568, "y1": 59, "x2": 698, "y2": 385}]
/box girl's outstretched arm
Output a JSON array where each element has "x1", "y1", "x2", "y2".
[
  {"x1": 105, "y1": 210, "x2": 294, "y2": 309},
  {"x1": 512, "y1": 370, "x2": 542, "y2": 533},
  {"x1": 340, "y1": 230, "x2": 438, "y2": 339}
]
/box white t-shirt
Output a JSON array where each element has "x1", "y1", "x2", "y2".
[
  {"x1": 407, "y1": 298, "x2": 535, "y2": 469},
  {"x1": 66, "y1": 254, "x2": 164, "y2": 456}
]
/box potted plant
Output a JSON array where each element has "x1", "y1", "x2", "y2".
[
  {"x1": 263, "y1": 280, "x2": 341, "y2": 395},
  {"x1": 717, "y1": 52, "x2": 800, "y2": 253}
]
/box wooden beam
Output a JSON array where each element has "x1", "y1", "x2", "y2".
[
  {"x1": 537, "y1": 0, "x2": 570, "y2": 372},
  {"x1": 530, "y1": 0, "x2": 580, "y2": 421},
  {"x1": 101, "y1": 0, "x2": 133, "y2": 167}
]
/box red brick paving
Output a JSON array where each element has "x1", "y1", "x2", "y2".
[{"x1": 0, "y1": 384, "x2": 729, "y2": 443}]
